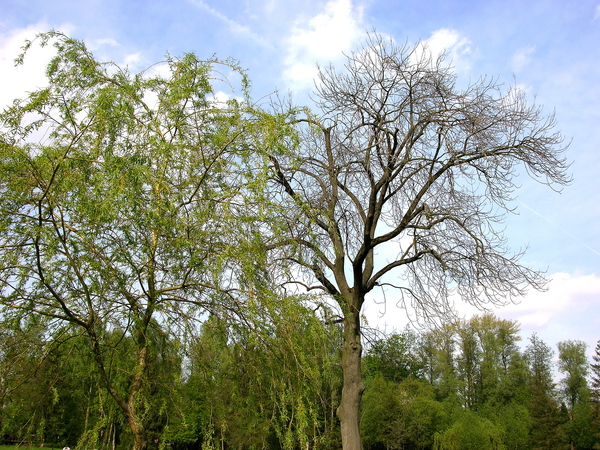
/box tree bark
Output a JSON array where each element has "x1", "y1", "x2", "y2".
[
  {"x1": 127, "y1": 345, "x2": 149, "y2": 450},
  {"x1": 337, "y1": 310, "x2": 365, "y2": 450},
  {"x1": 127, "y1": 414, "x2": 148, "y2": 450}
]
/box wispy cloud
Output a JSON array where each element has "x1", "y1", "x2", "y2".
[
  {"x1": 511, "y1": 46, "x2": 536, "y2": 72},
  {"x1": 90, "y1": 38, "x2": 119, "y2": 49},
  {"x1": 188, "y1": 0, "x2": 272, "y2": 48},
  {"x1": 283, "y1": 0, "x2": 365, "y2": 89},
  {"x1": 123, "y1": 52, "x2": 143, "y2": 68},
  {"x1": 418, "y1": 28, "x2": 472, "y2": 72},
  {"x1": 595, "y1": 4, "x2": 600, "y2": 20}
]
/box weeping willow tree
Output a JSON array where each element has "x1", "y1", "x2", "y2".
[
  {"x1": 0, "y1": 31, "x2": 288, "y2": 450},
  {"x1": 177, "y1": 289, "x2": 341, "y2": 450}
]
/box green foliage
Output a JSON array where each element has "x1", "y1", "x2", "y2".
[
  {"x1": 362, "y1": 377, "x2": 447, "y2": 450},
  {"x1": 557, "y1": 340, "x2": 589, "y2": 409},
  {"x1": 363, "y1": 329, "x2": 423, "y2": 382},
  {"x1": 0, "y1": 30, "x2": 583, "y2": 450},
  {"x1": 433, "y1": 410, "x2": 505, "y2": 450},
  {"x1": 479, "y1": 402, "x2": 530, "y2": 450},
  {"x1": 525, "y1": 334, "x2": 569, "y2": 450},
  {"x1": 178, "y1": 297, "x2": 342, "y2": 450},
  {"x1": 566, "y1": 388, "x2": 597, "y2": 450},
  {"x1": 0, "y1": 31, "x2": 289, "y2": 450}
]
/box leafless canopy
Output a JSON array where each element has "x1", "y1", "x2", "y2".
[{"x1": 269, "y1": 34, "x2": 570, "y2": 320}]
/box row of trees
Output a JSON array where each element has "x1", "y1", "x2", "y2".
[
  {"x1": 2, "y1": 313, "x2": 600, "y2": 450},
  {"x1": 0, "y1": 31, "x2": 571, "y2": 450},
  {"x1": 363, "y1": 316, "x2": 600, "y2": 450}
]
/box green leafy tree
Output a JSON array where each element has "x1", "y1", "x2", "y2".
[
  {"x1": 265, "y1": 33, "x2": 570, "y2": 449},
  {"x1": 419, "y1": 324, "x2": 461, "y2": 403},
  {"x1": 565, "y1": 389, "x2": 597, "y2": 450},
  {"x1": 180, "y1": 297, "x2": 342, "y2": 450},
  {"x1": 466, "y1": 314, "x2": 524, "y2": 408},
  {"x1": 433, "y1": 410, "x2": 505, "y2": 450},
  {"x1": 363, "y1": 329, "x2": 423, "y2": 382},
  {"x1": 483, "y1": 402, "x2": 530, "y2": 450},
  {"x1": 558, "y1": 340, "x2": 590, "y2": 410},
  {"x1": 592, "y1": 341, "x2": 600, "y2": 402},
  {"x1": 0, "y1": 315, "x2": 58, "y2": 446},
  {"x1": 361, "y1": 377, "x2": 447, "y2": 450},
  {"x1": 0, "y1": 31, "x2": 277, "y2": 450},
  {"x1": 591, "y1": 340, "x2": 600, "y2": 449},
  {"x1": 456, "y1": 321, "x2": 479, "y2": 409},
  {"x1": 558, "y1": 340, "x2": 595, "y2": 449},
  {"x1": 419, "y1": 315, "x2": 525, "y2": 409},
  {"x1": 525, "y1": 334, "x2": 568, "y2": 450},
  {"x1": 361, "y1": 376, "x2": 397, "y2": 449}
]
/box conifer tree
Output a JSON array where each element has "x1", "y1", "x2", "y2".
[{"x1": 525, "y1": 334, "x2": 568, "y2": 450}]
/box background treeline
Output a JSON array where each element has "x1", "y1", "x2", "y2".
[{"x1": 1, "y1": 312, "x2": 599, "y2": 450}]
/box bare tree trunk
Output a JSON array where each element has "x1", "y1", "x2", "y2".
[{"x1": 337, "y1": 311, "x2": 364, "y2": 450}]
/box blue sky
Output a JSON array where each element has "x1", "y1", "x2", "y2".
[{"x1": 1, "y1": 0, "x2": 599, "y2": 358}]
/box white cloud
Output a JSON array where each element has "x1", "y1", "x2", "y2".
[
  {"x1": 365, "y1": 271, "x2": 600, "y2": 358},
  {"x1": 495, "y1": 272, "x2": 600, "y2": 357},
  {"x1": 511, "y1": 46, "x2": 536, "y2": 72},
  {"x1": 0, "y1": 23, "x2": 81, "y2": 112},
  {"x1": 208, "y1": 90, "x2": 234, "y2": 109},
  {"x1": 498, "y1": 272, "x2": 600, "y2": 324},
  {"x1": 417, "y1": 28, "x2": 472, "y2": 72},
  {"x1": 283, "y1": 0, "x2": 365, "y2": 89},
  {"x1": 0, "y1": 23, "x2": 55, "y2": 111},
  {"x1": 123, "y1": 52, "x2": 143, "y2": 68},
  {"x1": 595, "y1": 4, "x2": 600, "y2": 20}
]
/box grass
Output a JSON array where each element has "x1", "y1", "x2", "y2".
[{"x1": 0, "y1": 446, "x2": 65, "y2": 450}]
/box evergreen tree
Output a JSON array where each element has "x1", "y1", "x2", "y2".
[
  {"x1": 592, "y1": 341, "x2": 600, "y2": 402},
  {"x1": 592, "y1": 340, "x2": 600, "y2": 449},
  {"x1": 525, "y1": 334, "x2": 568, "y2": 450}
]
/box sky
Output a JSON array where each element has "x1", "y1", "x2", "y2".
[{"x1": 1, "y1": 0, "x2": 599, "y2": 362}]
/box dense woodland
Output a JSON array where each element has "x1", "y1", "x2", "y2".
[
  {"x1": 1, "y1": 313, "x2": 600, "y2": 450},
  {"x1": 0, "y1": 32, "x2": 580, "y2": 450}
]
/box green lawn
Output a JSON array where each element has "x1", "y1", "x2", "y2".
[{"x1": 0, "y1": 446, "x2": 64, "y2": 450}]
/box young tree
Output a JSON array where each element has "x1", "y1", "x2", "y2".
[
  {"x1": 266, "y1": 34, "x2": 570, "y2": 449},
  {"x1": 592, "y1": 341, "x2": 600, "y2": 402},
  {"x1": 591, "y1": 340, "x2": 600, "y2": 449},
  {"x1": 558, "y1": 340, "x2": 596, "y2": 449},
  {"x1": 558, "y1": 340, "x2": 589, "y2": 411},
  {"x1": 525, "y1": 334, "x2": 568, "y2": 450},
  {"x1": 0, "y1": 32, "x2": 275, "y2": 450},
  {"x1": 363, "y1": 329, "x2": 423, "y2": 383}
]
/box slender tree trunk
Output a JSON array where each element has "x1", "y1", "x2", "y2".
[
  {"x1": 337, "y1": 310, "x2": 364, "y2": 450},
  {"x1": 111, "y1": 422, "x2": 117, "y2": 450},
  {"x1": 89, "y1": 332, "x2": 149, "y2": 450},
  {"x1": 84, "y1": 380, "x2": 92, "y2": 432},
  {"x1": 127, "y1": 345, "x2": 149, "y2": 450},
  {"x1": 127, "y1": 413, "x2": 147, "y2": 450}
]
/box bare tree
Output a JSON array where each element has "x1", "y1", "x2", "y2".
[{"x1": 267, "y1": 34, "x2": 570, "y2": 450}]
